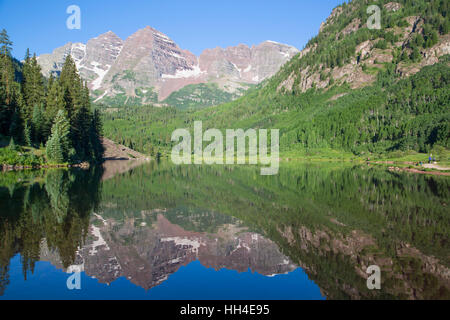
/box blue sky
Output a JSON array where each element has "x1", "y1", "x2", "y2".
[{"x1": 0, "y1": 0, "x2": 346, "y2": 58}]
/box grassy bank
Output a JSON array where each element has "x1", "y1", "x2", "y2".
[{"x1": 0, "y1": 141, "x2": 72, "y2": 170}]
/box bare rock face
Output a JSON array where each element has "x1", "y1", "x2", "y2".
[
  {"x1": 199, "y1": 41, "x2": 299, "y2": 84},
  {"x1": 37, "y1": 26, "x2": 298, "y2": 104},
  {"x1": 78, "y1": 31, "x2": 123, "y2": 90},
  {"x1": 37, "y1": 42, "x2": 80, "y2": 77},
  {"x1": 384, "y1": 2, "x2": 402, "y2": 12},
  {"x1": 103, "y1": 26, "x2": 197, "y2": 96}
]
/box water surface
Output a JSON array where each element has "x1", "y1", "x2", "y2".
[{"x1": 0, "y1": 161, "x2": 448, "y2": 299}]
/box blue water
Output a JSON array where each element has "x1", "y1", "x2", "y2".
[{"x1": 1, "y1": 255, "x2": 325, "y2": 300}]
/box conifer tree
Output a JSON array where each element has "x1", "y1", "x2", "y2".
[
  {"x1": 59, "y1": 55, "x2": 82, "y2": 121},
  {"x1": 22, "y1": 53, "x2": 45, "y2": 120},
  {"x1": 0, "y1": 29, "x2": 17, "y2": 135},
  {"x1": 45, "y1": 76, "x2": 65, "y2": 135},
  {"x1": 8, "y1": 136, "x2": 17, "y2": 151},
  {"x1": 9, "y1": 109, "x2": 23, "y2": 143},
  {"x1": 89, "y1": 109, "x2": 105, "y2": 163},
  {"x1": 0, "y1": 29, "x2": 12, "y2": 55},
  {"x1": 24, "y1": 121, "x2": 32, "y2": 147},
  {"x1": 0, "y1": 48, "x2": 14, "y2": 105},
  {"x1": 46, "y1": 110, "x2": 72, "y2": 163},
  {"x1": 31, "y1": 104, "x2": 45, "y2": 144}
]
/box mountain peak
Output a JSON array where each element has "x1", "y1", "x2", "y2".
[
  {"x1": 96, "y1": 30, "x2": 121, "y2": 40},
  {"x1": 137, "y1": 25, "x2": 161, "y2": 34}
]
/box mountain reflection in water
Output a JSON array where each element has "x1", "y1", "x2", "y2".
[{"x1": 0, "y1": 160, "x2": 449, "y2": 299}]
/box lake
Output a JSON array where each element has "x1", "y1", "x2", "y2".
[{"x1": 0, "y1": 161, "x2": 449, "y2": 300}]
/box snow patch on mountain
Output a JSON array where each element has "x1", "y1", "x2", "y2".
[
  {"x1": 89, "y1": 62, "x2": 112, "y2": 90},
  {"x1": 162, "y1": 65, "x2": 205, "y2": 79}
]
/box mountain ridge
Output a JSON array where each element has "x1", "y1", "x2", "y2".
[{"x1": 37, "y1": 26, "x2": 299, "y2": 107}]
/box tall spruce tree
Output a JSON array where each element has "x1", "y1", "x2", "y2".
[
  {"x1": 45, "y1": 76, "x2": 65, "y2": 137},
  {"x1": 22, "y1": 53, "x2": 45, "y2": 120},
  {"x1": 46, "y1": 110, "x2": 72, "y2": 163},
  {"x1": 89, "y1": 109, "x2": 105, "y2": 163},
  {"x1": 8, "y1": 109, "x2": 23, "y2": 143},
  {"x1": 24, "y1": 121, "x2": 32, "y2": 147},
  {"x1": 59, "y1": 55, "x2": 82, "y2": 121},
  {"x1": 0, "y1": 29, "x2": 20, "y2": 136},
  {"x1": 0, "y1": 29, "x2": 12, "y2": 55},
  {"x1": 31, "y1": 104, "x2": 45, "y2": 145}
]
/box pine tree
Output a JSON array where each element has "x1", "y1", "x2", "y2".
[
  {"x1": 72, "y1": 103, "x2": 91, "y2": 160},
  {"x1": 0, "y1": 30, "x2": 17, "y2": 135},
  {"x1": 8, "y1": 136, "x2": 17, "y2": 151},
  {"x1": 31, "y1": 104, "x2": 45, "y2": 144},
  {"x1": 59, "y1": 55, "x2": 82, "y2": 121},
  {"x1": 0, "y1": 29, "x2": 12, "y2": 56},
  {"x1": 9, "y1": 109, "x2": 23, "y2": 143},
  {"x1": 46, "y1": 110, "x2": 72, "y2": 163},
  {"x1": 89, "y1": 109, "x2": 105, "y2": 163},
  {"x1": 22, "y1": 53, "x2": 45, "y2": 120},
  {"x1": 24, "y1": 121, "x2": 32, "y2": 147},
  {"x1": 71, "y1": 80, "x2": 92, "y2": 158},
  {"x1": 0, "y1": 35, "x2": 15, "y2": 106},
  {"x1": 45, "y1": 76, "x2": 65, "y2": 136}
]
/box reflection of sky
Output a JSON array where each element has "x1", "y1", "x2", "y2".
[{"x1": 1, "y1": 255, "x2": 325, "y2": 300}]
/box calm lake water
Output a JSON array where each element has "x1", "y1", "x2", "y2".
[{"x1": 0, "y1": 161, "x2": 448, "y2": 300}]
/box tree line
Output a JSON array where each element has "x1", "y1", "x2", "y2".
[{"x1": 0, "y1": 29, "x2": 104, "y2": 164}]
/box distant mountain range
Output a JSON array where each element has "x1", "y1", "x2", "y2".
[{"x1": 37, "y1": 26, "x2": 298, "y2": 108}]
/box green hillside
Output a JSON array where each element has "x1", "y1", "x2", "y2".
[
  {"x1": 163, "y1": 82, "x2": 250, "y2": 110},
  {"x1": 93, "y1": 86, "x2": 158, "y2": 107}
]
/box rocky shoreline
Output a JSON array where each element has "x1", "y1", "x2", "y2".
[
  {"x1": 388, "y1": 166, "x2": 450, "y2": 176},
  {"x1": 1, "y1": 138, "x2": 150, "y2": 172}
]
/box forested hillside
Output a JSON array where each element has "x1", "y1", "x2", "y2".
[
  {"x1": 163, "y1": 83, "x2": 251, "y2": 110},
  {"x1": 101, "y1": 0, "x2": 449, "y2": 159},
  {"x1": 0, "y1": 29, "x2": 104, "y2": 166}
]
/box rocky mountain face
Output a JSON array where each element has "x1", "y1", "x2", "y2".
[
  {"x1": 38, "y1": 31, "x2": 123, "y2": 91},
  {"x1": 40, "y1": 213, "x2": 297, "y2": 290},
  {"x1": 37, "y1": 27, "x2": 298, "y2": 107},
  {"x1": 275, "y1": 1, "x2": 450, "y2": 95}
]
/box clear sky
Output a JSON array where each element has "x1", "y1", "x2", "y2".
[{"x1": 0, "y1": 0, "x2": 346, "y2": 58}]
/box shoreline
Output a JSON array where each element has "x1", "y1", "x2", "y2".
[
  {"x1": 1, "y1": 162, "x2": 90, "y2": 172},
  {"x1": 2, "y1": 158, "x2": 449, "y2": 177},
  {"x1": 386, "y1": 166, "x2": 450, "y2": 177}
]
